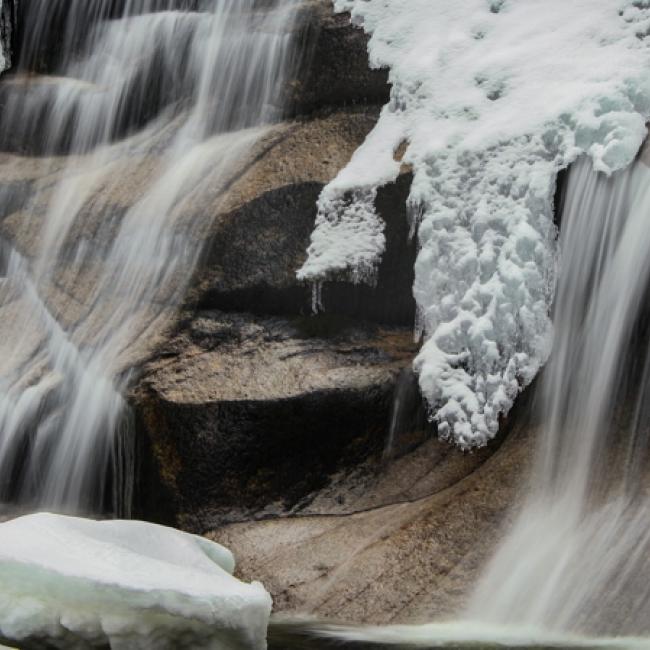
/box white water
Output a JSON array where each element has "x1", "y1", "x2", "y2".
[
  {"x1": 287, "y1": 147, "x2": 650, "y2": 648},
  {"x1": 284, "y1": 619, "x2": 650, "y2": 648},
  {"x1": 467, "y1": 151, "x2": 650, "y2": 635},
  {"x1": 0, "y1": 0, "x2": 298, "y2": 515}
]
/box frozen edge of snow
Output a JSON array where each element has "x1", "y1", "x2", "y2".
[{"x1": 0, "y1": 513, "x2": 272, "y2": 649}]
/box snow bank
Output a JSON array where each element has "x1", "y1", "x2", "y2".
[
  {"x1": 299, "y1": 0, "x2": 650, "y2": 446},
  {"x1": 0, "y1": 513, "x2": 272, "y2": 649}
]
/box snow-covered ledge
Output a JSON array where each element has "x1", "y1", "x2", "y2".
[
  {"x1": 299, "y1": 0, "x2": 650, "y2": 448},
  {"x1": 0, "y1": 514, "x2": 272, "y2": 649}
]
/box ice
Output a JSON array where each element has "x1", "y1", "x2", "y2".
[
  {"x1": 299, "y1": 0, "x2": 650, "y2": 446},
  {"x1": 0, "y1": 513, "x2": 272, "y2": 649}
]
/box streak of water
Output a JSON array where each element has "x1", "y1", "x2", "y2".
[
  {"x1": 267, "y1": 618, "x2": 650, "y2": 649},
  {"x1": 0, "y1": 0, "x2": 298, "y2": 515},
  {"x1": 468, "y1": 152, "x2": 650, "y2": 634}
]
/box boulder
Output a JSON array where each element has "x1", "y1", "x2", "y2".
[
  {"x1": 189, "y1": 110, "x2": 416, "y2": 325},
  {"x1": 210, "y1": 393, "x2": 535, "y2": 623},
  {"x1": 128, "y1": 110, "x2": 421, "y2": 530},
  {"x1": 132, "y1": 310, "x2": 418, "y2": 530}
]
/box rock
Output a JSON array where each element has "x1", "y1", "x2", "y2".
[
  {"x1": 127, "y1": 108, "x2": 419, "y2": 529},
  {"x1": 190, "y1": 110, "x2": 416, "y2": 325},
  {"x1": 289, "y1": 1, "x2": 390, "y2": 115},
  {"x1": 208, "y1": 393, "x2": 536, "y2": 623},
  {"x1": 3, "y1": 1, "x2": 389, "y2": 155},
  {"x1": 0, "y1": 108, "x2": 413, "y2": 318},
  {"x1": 132, "y1": 310, "x2": 418, "y2": 530}
]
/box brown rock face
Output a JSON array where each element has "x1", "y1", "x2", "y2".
[
  {"x1": 128, "y1": 110, "x2": 423, "y2": 530},
  {"x1": 190, "y1": 112, "x2": 416, "y2": 325},
  {"x1": 133, "y1": 311, "x2": 418, "y2": 530},
  {"x1": 210, "y1": 396, "x2": 534, "y2": 624}
]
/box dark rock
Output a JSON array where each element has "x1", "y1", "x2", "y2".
[
  {"x1": 289, "y1": 1, "x2": 390, "y2": 116},
  {"x1": 194, "y1": 173, "x2": 416, "y2": 326},
  {"x1": 0, "y1": 0, "x2": 17, "y2": 73},
  {"x1": 186, "y1": 109, "x2": 416, "y2": 326},
  {"x1": 3, "y1": 1, "x2": 389, "y2": 155},
  {"x1": 132, "y1": 311, "x2": 418, "y2": 531},
  {"x1": 121, "y1": 105, "x2": 422, "y2": 530}
]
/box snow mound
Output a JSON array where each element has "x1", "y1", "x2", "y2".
[
  {"x1": 0, "y1": 513, "x2": 272, "y2": 650},
  {"x1": 299, "y1": 0, "x2": 650, "y2": 446}
]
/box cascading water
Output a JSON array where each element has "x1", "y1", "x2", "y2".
[
  {"x1": 467, "y1": 149, "x2": 650, "y2": 635},
  {"x1": 0, "y1": 0, "x2": 298, "y2": 516},
  {"x1": 272, "y1": 147, "x2": 650, "y2": 650}
]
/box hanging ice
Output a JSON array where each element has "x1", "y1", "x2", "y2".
[
  {"x1": 299, "y1": 0, "x2": 650, "y2": 447},
  {"x1": 0, "y1": 513, "x2": 272, "y2": 650}
]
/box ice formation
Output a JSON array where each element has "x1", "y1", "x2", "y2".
[
  {"x1": 0, "y1": 513, "x2": 272, "y2": 649},
  {"x1": 299, "y1": 0, "x2": 650, "y2": 446}
]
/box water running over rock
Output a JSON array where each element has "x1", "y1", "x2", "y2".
[
  {"x1": 0, "y1": 0, "x2": 298, "y2": 516},
  {"x1": 469, "y1": 149, "x2": 650, "y2": 635}
]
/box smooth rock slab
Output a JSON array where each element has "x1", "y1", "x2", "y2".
[{"x1": 0, "y1": 513, "x2": 272, "y2": 650}]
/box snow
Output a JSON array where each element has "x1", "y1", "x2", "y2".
[
  {"x1": 299, "y1": 0, "x2": 650, "y2": 446},
  {"x1": 0, "y1": 513, "x2": 272, "y2": 649}
]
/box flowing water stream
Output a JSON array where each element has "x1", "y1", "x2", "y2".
[
  {"x1": 270, "y1": 149, "x2": 650, "y2": 648},
  {"x1": 0, "y1": 0, "x2": 298, "y2": 516},
  {"x1": 467, "y1": 151, "x2": 650, "y2": 635}
]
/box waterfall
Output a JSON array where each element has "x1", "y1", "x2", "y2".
[
  {"x1": 0, "y1": 0, "x2": 298, "y2": 516},
  {"x1": 468, "y1": 150, "x2": 650, "y2": 635}
]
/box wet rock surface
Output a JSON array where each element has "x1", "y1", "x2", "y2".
[
  {"x1": 290, "y1": 0, "x2": 390, "y2": 115},
  {"x1": 126, "y1": 109, "x2": 420, "y2": 530},
  {"x1": 132, "y1": 310, "x2": 418, "y2": 531},
  {"x1": 210, "y1": 398, "x2": 534, "y2": 623},
  {"x1": 2, "y1": 1, "x2": 388, "y2": 156}
]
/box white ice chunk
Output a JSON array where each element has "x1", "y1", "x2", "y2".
[
  {"x1": 0, "y1": 513, "x2": 272, "y2": 650},
  {"x1": 299, "y1": 0, "x2": 650, "y2": 447}
]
